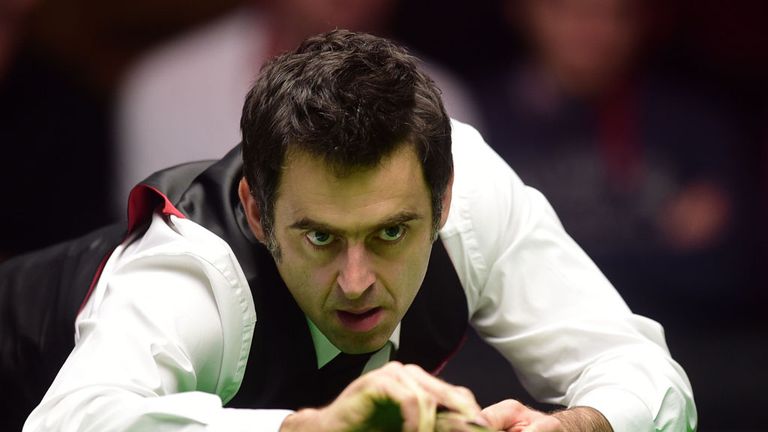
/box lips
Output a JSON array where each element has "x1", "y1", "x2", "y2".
[{"x1": 336, "y1": 307, "x2": 384, "y2": 332}]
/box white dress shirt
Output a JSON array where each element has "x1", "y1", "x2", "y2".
[{"x1": 24, "y1": 121, "x2": 696, "y2": 432}]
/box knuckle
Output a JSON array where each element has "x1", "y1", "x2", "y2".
[
  {"x1": 425, "y1": 395, "x2": 437, "y2": 411},
  {"x1": 455, "y1": 386, "x2": 473, "y2": 397},
  {"x1": 380, "y1": 362, "x2": 401, "y2": 375},
  {"x1": 403, "y1": 393, "x2": 420, "y2": 407},
  {"x1": 404, "y1": 364, "x2": 423, "y2": 374}
]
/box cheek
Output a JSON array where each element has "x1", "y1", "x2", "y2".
[
  {"x1": 274, "y1": 235, "x2": 339, "y2": 307},
  {"x1": 378, "y1": 238, "x2": 433, "y2": 306}
]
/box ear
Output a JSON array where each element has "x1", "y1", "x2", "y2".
[
  {"x1": 238, "y1": 177, "x2": 268, "y2": 243},
  {"x1": 438, "y1": 174, "x2": 454, "y2": 230}
]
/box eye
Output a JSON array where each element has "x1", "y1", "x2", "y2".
[
  {"x1": 377, "y1": 225, "x2": 405, "y2": 242},
  {"x1": 306, "y1": 231, "x2": 335, "y2": 247}
]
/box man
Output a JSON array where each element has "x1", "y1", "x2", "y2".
[{"x1": 12, "y1": 30, "x2": 694, "y2": 431}]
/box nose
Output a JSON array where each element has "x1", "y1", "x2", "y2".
[{"x1": 336, "y1": 243, "x2": 375, "y2": 299}]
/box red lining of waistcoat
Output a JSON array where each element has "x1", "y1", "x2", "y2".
[{"x1": 77, "y1": 184, "x2": 186, "y2": 313}]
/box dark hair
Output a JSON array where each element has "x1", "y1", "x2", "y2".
[{"x1": 241, "y1": 29, "x2": 452, "y2": 247}]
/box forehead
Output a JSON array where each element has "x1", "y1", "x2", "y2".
[{"x1": 274, "y1": 145, "x2": 431, "y2": 230}]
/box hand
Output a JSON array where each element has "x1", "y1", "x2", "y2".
[
  {"x1": 480, "y1": 400, "x2": 562, "y2": 432},
  {"x1": 480, "y1": 400, "x2": 612, "y2": 432},
  {"x1": 280, "y1": 361, "x2": 484, "y2": 432}
]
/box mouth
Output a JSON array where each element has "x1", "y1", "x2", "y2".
[{"x1": 336, "y1": 307, "x2": 384, "y2": 332}]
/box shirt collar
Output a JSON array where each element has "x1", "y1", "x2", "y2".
[{"x1": 306, "y1": 317, "x2": 401, "y2": 369}]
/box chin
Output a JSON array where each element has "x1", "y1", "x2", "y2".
[{"x1": 335, "y1": 332, "x2": 391, "y2": 355}]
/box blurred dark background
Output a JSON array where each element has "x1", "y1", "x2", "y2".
[{"x1": 1, "y1": 0, "x2": 766, "y2": 430}]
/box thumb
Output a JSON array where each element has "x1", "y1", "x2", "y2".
[{"x1": 480, "y1": 400, "x2": 530, "y2": 431}]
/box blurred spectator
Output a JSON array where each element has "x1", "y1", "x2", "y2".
[
  {"x1": 114, "y1": 0, "x2": 480, "y2": 212},
  {"x1": 0, "y1": 0, "x2": 113, "y2": 260},
  {"x1": 474, "y1": 0, "x2": 752, "y2": 317}
]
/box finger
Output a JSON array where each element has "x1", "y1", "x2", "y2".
[
  {"x1": 368, "y1": 380, "x2": 424, "y2": 432},
  {"x1": 400, "y1": 364, "x2": 482, "y2": 417},
  {"x1": 480, "y1": 399, "x2": 530, "y2": 431},
  {"x1": 392, "y1": 367, "x2": 437, "y2": 432},
  {"x1": 365, "y1": 365, "x2": 436, "y2": 432}
]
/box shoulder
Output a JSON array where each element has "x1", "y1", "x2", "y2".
[
  {"x1": 442, "y1": 120, "x2": 557, "y2": 310},
  {"x1": 445, "y1": 119, "x2": 540, "y2": 244},
  {"x1": 84, "y1": 212, "x2": 256, "y2": 401},
  {"x1": 111, "y1": 212, "x2": 253, "y2": 313}
]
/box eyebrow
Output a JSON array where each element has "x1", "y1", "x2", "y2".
[{"x1": 288, "y1": 211, "x2": 423, "y2": 235}]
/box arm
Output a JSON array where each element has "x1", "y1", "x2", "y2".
[
  {"x1": 553, "y1": 407, "x2": 612, "y2": 432},
  {"x1": 24, "y1": 214, "x2": 481, "y2": 432},
  {"x1": 444, "y1": 121, "x2": 697, "y2": 431},
  {"x1": 23, "y1": 214, "x2": 291, "y2": 432}
]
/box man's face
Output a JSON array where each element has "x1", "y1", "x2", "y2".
[{"x1": 242, "y1": 145, "x2": 442, "y2": 354}]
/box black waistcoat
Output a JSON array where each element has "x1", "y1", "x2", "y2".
[{"x1": 0, "y1": 145, "x2": 468, "y2": 423}]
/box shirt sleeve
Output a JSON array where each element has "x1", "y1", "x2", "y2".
[
  {"x1": 23, "y1": 213, "x2": 293, "y2": 432},
  {"x1": 443, "y1": 121, "x2": 697, "y2": 431}
]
